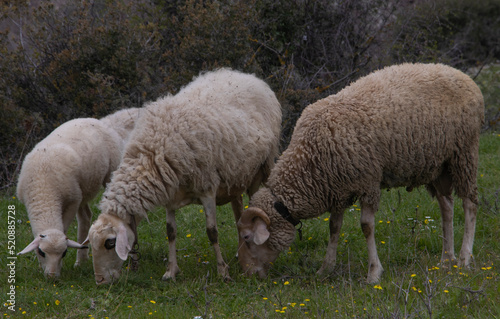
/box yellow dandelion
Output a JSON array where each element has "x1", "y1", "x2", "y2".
[
  {"x1": 387, "y1": 221, "x2": 391, "y2": 224},
  {"x1": 245, "y1": 205, "x2": 249, "y2": 209},
  {"x1": 324, "y1": 217, "x2": 329, "y2": 221},
  {"x1": 444, "y1": 290, "x2": 449, "y2": 293},
  {"x1": 284, "y1": 281, "x2": 290, "y2": 285},
  {"x1": 282, "y1": 307, "x2": 287, "y2": 310},
  {"x1": 429, "y1": 279, "x2": 432, "y2": 283},
  {"x1": 22, "y1": 311, "x2": 26, "y2": 314},
  {"x1": 186, "y1": 234, "x2": 192, "y2": 238},
  {"x1": 305, "y1": 299, "x2": 310, "y2": 302},
  {"x1": 128, "y1": 305, "x2": 132, "y2": 308},
  {"x1": 379, "y1": 220, "x2": 383, "y2": 223},
  {"x1": 373, "y1": 285, "x2": 383, "y2": 290},
  {"x1": 381, "y1": 241, "x2": 386, "y2": 244},
  {"x1": 291, "y1": 303, "x2": 296, "y2": 307},
  {"x1": 33, "y1": 302, "x2": 37, "y2": 305},
  {"x1": 55, "y1": 300, "x2": 60, "y2": 306},
  {"x1": 300, "y1": 303, "x2": 305, "y2": 307},
  {"x1": 308, "y1": 237, "x2": 312, "y2": 240},
  {"x1": 412, "y1": 287, "x2": 417, "y2": 291},
  {"x1": 411, "y1": 274, "x2": 416, "y2": 277},
  {"x1": 199, "y1": 209, "x2": 203, "y2": 213},
  {"x1": 150, "y1": 300, "x2": 156, "y2": 304},
  {"x1": 263, "y1": 297, "x2": 268, "y2": 300},
  {"x1": 27, "y1": 221, "x2": 30, "y2": 224}
]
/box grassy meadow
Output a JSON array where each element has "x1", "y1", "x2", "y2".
[{"x1": 0, "y1": 132, "x2": 498, "y2": 318}]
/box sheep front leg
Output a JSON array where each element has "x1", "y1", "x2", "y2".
[
  {"x1": 162, "y1": 208, "x2": 181, "y2": 281},
  {"x1": 74, "y1": 203, "x2": 92, "y2": 266},
  {"x1": 201, "y1": 196, "x2": 231, "y2": 281},
  {"x1": 458, "y1": 198, "x2": 477, "y2": 267},
  {"x1": 317, "y1": 210, "x2": 344, "y2": 276},
  {"x1": 360, "y1": 203, "x2": 383, "y2": 283},
  {"x1": 230, "y1": 195, "x2": 244, "y2": 223}
]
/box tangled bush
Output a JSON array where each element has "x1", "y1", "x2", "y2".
[{"x1": 1, "y1": 0, "x2": 498, "y2": 187}]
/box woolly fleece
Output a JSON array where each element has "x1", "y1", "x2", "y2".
[{"x1": 238, "y1": 63, "x2": 484, "y2": 282}]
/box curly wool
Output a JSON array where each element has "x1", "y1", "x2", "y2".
[
  {"x1": 100, "y1": 107, "x2": 142, "y2": 143},
  {"x1": 100, "y1": 68, "x2": 282, "y2": 220},
  {"x1": 258, "y1": 63, "x2": 484, "y2": 251}
]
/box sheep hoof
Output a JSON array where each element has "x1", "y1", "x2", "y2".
[
  {"x1": 457, "y1": 254, "x2": 473, "y2": 268},
  {"x1": 317, "y1": 260, "x2": 335, "y2": 277},
  {"x1": 366, "y1": 265, "x2": 384, "y2": 284},
  {"x1": 162, "y1": 265, "x2": 181, "y2": 281}
]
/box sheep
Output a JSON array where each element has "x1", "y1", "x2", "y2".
[
  {"x1": 236, "y1": 63, "x2": 485, "y2": 283},
  {"x1": 86, "y1": 68, "x2": 282, "y2": 284},
  {"x1": 17, "y1": 108, "x2": 140, "y2": 278}
]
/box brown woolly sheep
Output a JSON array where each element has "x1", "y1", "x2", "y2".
[
  {"x1": 237, "y1": 63, "x2": 484, "y2": 283},
  {"x1": 86, "y1": 68, "x2": 282, "y2": 284}
]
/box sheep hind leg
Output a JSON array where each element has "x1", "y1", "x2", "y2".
[
  {"x1": 431, "y1": 172, "x2": 456, "y2": 266},
  {"x1": 201, "y1": 195, "x2": 231, "y2": 281},
  {"x1": 317, "y1": 210, "x2": 344, "y2": 276},
  {"x1": 74, "y1": 203, "x2": 92, "y2": 267},
  {"x1": 458, "y1": 197, "x2": 477, "y2": 267},
  {"x1": 162, "y1": 208, "x2": 181, "y2": 281},
  {"x1": 360, "y1": 203, "x2": 383, "y2": 284}
]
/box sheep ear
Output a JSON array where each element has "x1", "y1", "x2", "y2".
[
  {"x1": 17, "y1": 236, "x2": 42, "y2": 255},
  {"x1": 67, "y1": 238, "x2": 88, "y2": 249},
  {"x1": 253, "y1": 218, "x2": 270, "y2": 245},
  {"x1": 115, "y1": 224, "x2": 131, "y2": 261}
]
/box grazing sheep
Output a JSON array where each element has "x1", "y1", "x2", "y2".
[
  {"x1": 237, "y1": 63, "x2": 484, "y2": 283},
  {"x1": 87, "y1": 68, "x2": 282, "y2": 284},
  {"x1": 17, "y1": 108, "x2": 140, "y2": 278}
]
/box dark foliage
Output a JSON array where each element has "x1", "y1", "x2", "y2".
[{"x1": 1, "y1": 0, "x2": 498, "y2": 187}]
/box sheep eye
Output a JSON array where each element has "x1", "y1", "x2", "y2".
[
  {"x1": 104, "y1": 238, "x2": 116, "y2": 250},
  {"x1": 37, "y1": 247, "x2": 46, "y2": 258},
  {"x1": 62, "y1": 249, "x2": 68, "y2": 258}
]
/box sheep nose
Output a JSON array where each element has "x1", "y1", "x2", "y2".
[
  {"x1": 95, "y1": 276, "x2": 106, "y2": 285},
  {"x1": 45, "y1": 272, "x2": 60, "y2": 281}
]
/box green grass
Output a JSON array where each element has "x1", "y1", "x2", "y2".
[{"x1": 1, "y1": 133, "x2": 499, "y2": 318}]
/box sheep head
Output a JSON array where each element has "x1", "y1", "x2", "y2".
[
  {"x1": 86, "y1": 214, "x2": 135, "y2": 285},
  {"x1": 17, "y1": 229, "x2": 87, "y2": 279},
  {"x1": 237, "y1": 207, "x2": 279, "y2": 278}
]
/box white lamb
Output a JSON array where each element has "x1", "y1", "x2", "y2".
[
  {"x1": 86, "y1": 68, "x2": 282, "y2": 284},
  {"x1": 17, "y1": 108, "x2": 141, "y2": 278}
]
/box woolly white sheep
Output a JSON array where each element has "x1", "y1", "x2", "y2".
[
  {"x1": 86, "y1": 68, "x2": 282, "y2": 284},
  {"x1": 17, "y1": 108, "x2": 140, "y2": 278},
  {"x1": 237, "y1": 63, "x2": 484, "y2": 283}
]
